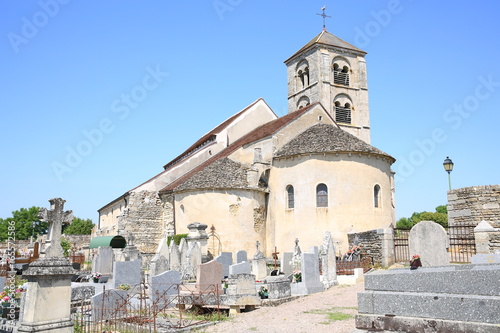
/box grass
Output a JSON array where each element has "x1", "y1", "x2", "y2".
[{"x1": 303, "y1": 307, "x2": 356, "y2": 324}]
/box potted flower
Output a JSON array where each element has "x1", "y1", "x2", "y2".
[
  {"x1": 292, "y1": 270, "x2": 302, "y2": 283},
  {"x1": 91, "y1": 272, "x2": 102, "y2": 283},
  {"x1": 258, "y1": 286, "x2": 268, "y2": 299},
  {"x1": 410, "y1": 255, "x2": 422, "y2": 270}
]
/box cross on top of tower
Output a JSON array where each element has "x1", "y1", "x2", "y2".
[{"x1": 316, "y1": 6, "x2": 332, "y2": 31}]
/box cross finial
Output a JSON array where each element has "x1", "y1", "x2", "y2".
[{"x1": 316, "y1": 6, "x2": 332, "y2": 31}]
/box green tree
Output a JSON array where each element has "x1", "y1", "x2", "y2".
[
  {"x1": 0, "y1": 207, "x2": 47, "y2": 241},
  {"x1": 63, "y1": 217, "x2": 94, "y2": 235},
  {"x1": 60, "y1": 237, "x2": 72, "y2": 257},
  {"x1": 396, "y1": 205, "x2": 448, "y2": 229}
]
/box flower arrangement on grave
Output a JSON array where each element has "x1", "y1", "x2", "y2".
[
  {"x1": 117, "y1": 283, "x2": 131, "y2": 291},
  {"x1": 91, "y1": 272, "x2": 102, "y2": 282},
  {"x1": 292, "y1": 270, "x2": 302, "y2": 283},
  {"x1": 410, "y1": 254, "x2": 422, "y2": 270},
  {"x1": 258, "y1": 286, "x2": 268, "y2": 299}
]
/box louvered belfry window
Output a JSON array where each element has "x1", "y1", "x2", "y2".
[
  {"x1": 333, "y1": 64, "x2": 350, "y2": 86},
  {"x1": 335, "y1": 102, "x2": 352, "y2": 124}
]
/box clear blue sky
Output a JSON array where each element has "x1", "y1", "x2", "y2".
[{"x1": 1, "y1": 1, "x2": 499, "y2": 223}]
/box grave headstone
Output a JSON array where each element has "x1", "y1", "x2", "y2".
[
  {"x1": 229, "y1": 261, "x2": 251, "y2": 275},
  {"x1": 182, "y1": 242, "x2": 201, "y2": 282},
  {"x1": 179, "y1": 238, "x2": 188, "y2": 268},
  {"x1": 215, "y1": 252, "x2": 233, "y2": 278},
  {"x1": 90, "y1": 289, "x2": 129, "y2": 321},
  {"x1": 253, "y1": 241, "x2": 264, "y2": 260},
  {"x1": 280, "y1": 252, "x2": 293, "y2": 275},
  {"x1": 320, "y1": 231, "x2": 337, "y2": 288},
  {"x1": 92, "y1": 246, "x2": 114, "y2": 275},
  {"x1": 150, "y1": 270, "x2": 181, "y2": 305},
  {"x1": 252, "y1": 258, "x2": 268, "y2": 280},
  {"x1": 113, "y1": 259, "x2": 142, "y2": 288},
  {"x1": 236, "y1": 250, "x2": 248, "y2": 263},
  {"x1": 150, "y1": 255, "x2": 169, "y2": 277},
  {"x1": 196, "y1": 260, "x2": 223, "y2": 293},
  {"x1": 291, "y1": 252, "x2": 324, "y2": 295},
  {"x1": 409, "y1": 221, "x2": 449, "y2": 267},
  {"x1": 169, "y1": 242, "x2": 181, "y2": 272}
]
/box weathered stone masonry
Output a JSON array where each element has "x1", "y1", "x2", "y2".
[{"x1": 447, "y1": 185, "x2": 500, "y2": 227}]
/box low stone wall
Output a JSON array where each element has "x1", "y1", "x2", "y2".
[
  {"x1": 356, "y1": 264, "x2": 500, "y2": 332},
  {"x1": 447, "y1": 185, "x2": 500, "y2": 227},
  {"x1": 347, "y1": 228, "x2": 394, "y2": 267}
]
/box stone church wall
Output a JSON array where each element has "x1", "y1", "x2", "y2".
[
  {"x1": 174, "y1": 189, "x2": 268, "y2": 256},
  {"x1": 447, "y1": 185, "x2": 500, "y2": 227},
  {"x1": 118, "y1": 190, "x2": 164, "y2": 254}
]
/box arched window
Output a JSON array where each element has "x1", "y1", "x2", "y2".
[
  {"x1": 286, "y1": 185, "x2": 294, "y2": 209},
  {"x1": 297, "y1": 96, "x2": 311, "y2": 109},
  {"x1": 374, "y1": 185, "x2": 381, "y2": 208},
  {"x1": 335, "y1": 101, "x2": 352, "y2": 124},
  {"x1": 316, "y1": 183, "x2": 328, "y2": 207},
  {"x1": 296, "y1": 60, "x2": 310, "y2": 90},
  {"x1": 333, "y1": 63, "x2": 350, "y2": 86}
]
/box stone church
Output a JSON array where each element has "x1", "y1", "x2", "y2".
[{"x1": 97, "y1": 29, "x2": 396, "y2": 259}]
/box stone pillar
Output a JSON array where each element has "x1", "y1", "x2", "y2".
[
  {"x1": 186, "y1": 222, "x2": 209, "y2": 256},
  {"x1": 18, "y1": 258, "x2": 75, "y2": 333},
  {"x1": 379, "y1": 228, "x2": 395, "y2": 267},
  {"x1": 474, "y1": 220, "x2": 496, "y2": 254},
  {"x1": 18, "y1": 198, "x2": 75, "y2": 333}
]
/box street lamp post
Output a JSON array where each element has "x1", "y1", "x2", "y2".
[{"x1": 443, "y1": 156, "x2": 454, "y2": 191}]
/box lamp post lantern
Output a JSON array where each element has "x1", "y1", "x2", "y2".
[{"x1": 443, "y1": 156, "x2": 454, "y2": 190}]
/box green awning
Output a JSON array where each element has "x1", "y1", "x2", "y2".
[{"x1": 89, "y1": 236, "x2": 127, "y2": 249}]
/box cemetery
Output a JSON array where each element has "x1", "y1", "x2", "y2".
[{"x1": 1, "y1": 193, "x2": 499, "y2": 332}]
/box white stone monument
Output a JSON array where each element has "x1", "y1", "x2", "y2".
[{"x1": 19, "y1": 198, "x2": 75, "y2": 333}]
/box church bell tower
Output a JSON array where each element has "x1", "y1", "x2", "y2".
[{"x1": 284, "y1": 28, "x2": 371, "y2": 143}]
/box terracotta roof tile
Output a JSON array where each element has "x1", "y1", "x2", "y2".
[{"x1": 160, "y1": 103, "x2": 318, "y2": 193}]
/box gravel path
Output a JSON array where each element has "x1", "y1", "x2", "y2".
[{"x1": 200, "y1": 282, "x2": 364, "y2": 333}]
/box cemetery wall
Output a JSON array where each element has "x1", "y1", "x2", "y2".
[
  {"x1": 348, "y1": 228, "x2": 394, "y2": 267},
  {"x1": 447, "y1": 185, "x2": 500, "y2": 227}
]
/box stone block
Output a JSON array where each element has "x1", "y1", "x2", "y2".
[
  {"x1": 470, "y1": 253, "x2": 500, "y2": 264},
  {"x1": 267, "y1": 277, "x2": 291, "y2": 299},
  {"x1": 363, "y1": 264, "x2": 500, "y2": 296},
  {"x1": 358, "y1": 290, "x2": 500, "y2": 324}
]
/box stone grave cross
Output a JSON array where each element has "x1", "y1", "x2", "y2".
[{"x1": 38, "y1": 198, "x2": 73, "y2": 258}]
